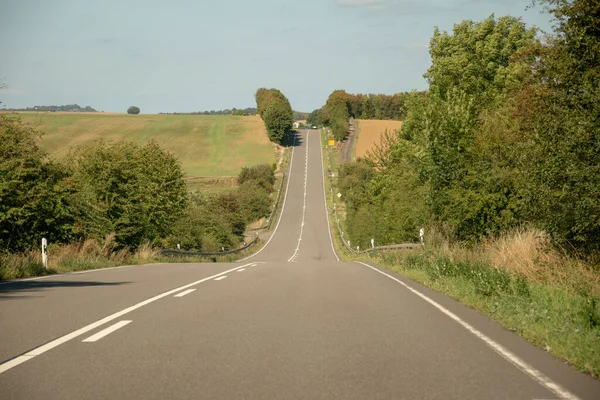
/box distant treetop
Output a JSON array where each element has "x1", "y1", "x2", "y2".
[{"x1": 127, "y1": 106, "x2": 141, "y2": 115}]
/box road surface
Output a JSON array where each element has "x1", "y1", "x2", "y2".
[{"x1": 1, "y1": 129, "x2": 599, "y2": 399}]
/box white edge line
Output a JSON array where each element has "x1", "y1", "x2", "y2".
[
  {"x1": 82, "y1": 320, "x2": 132, "y2": 342},
  {"x1": 238, "y1": 130, "x2": 298, "y2": 262},
  {"x1": 355, "y1": 262, "x2": 580, "y2": 400},
  {"x1": 0, "y1": 262, "x2": 256, "y2": 375},
  {"x1": 174, "y1": 288, "x2": 196, "y2": 298},
  {"x1": 214, "y1": 276, "x2": 227, "y2": 281},
  {"x1": 320, "y1": 128, "x2": 340, "y2": 262},
  {"x1": 237, "y1": 268, "x2": 246, "y2": 272}
]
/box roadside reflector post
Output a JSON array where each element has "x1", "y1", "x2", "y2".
[
  {"x1": 419, "y1": 227, "x2": 425, "y2": 247},
  {"x1": 41, "y1": 238, "x2": 48, "y2": 268},
  {"x1": 371, "y1": 238, "x2": 375, "y2": 249},
  {"x1": 177, "y1": 243, "x2": 180, "y2": 250},
  {"x1": 357, "y1": 246, "x2": 360, "y2": 252}
]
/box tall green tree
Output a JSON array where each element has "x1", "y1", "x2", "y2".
[
  {"x1": 255, "y1": 88, "x2": 293, "y2": 144},
  {"x1": 0, "y1": 114, "x2": 73, "y2": 252},
  {"x1": 516, "y1": 0, "x2": 600, "y2": 252}
]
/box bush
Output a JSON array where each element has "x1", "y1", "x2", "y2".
[
  {"x1": 127, "y1": 106, "x2": 140, "y2": 115},
  {"x1": 236, "y1": 182, "x2": 271, "y2": 223},
  {"x1": 164, "y1": 192, "x2": 245, "y2": 252},
  {"x1": 69, "y1": 140, "x2": 186, "y2": 248},
  {"x1": 238, "y1": 164, "x2": 275, "y2": 190}
]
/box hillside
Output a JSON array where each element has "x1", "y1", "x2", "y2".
[{"x1": 15, "y1": 112, "x2": 274, "y2": 178}]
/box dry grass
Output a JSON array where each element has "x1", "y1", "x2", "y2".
[
  {"x1": 0, "y1": 234, "x2": 160, "y2": 280},
  {"x1": 356, "y1": 119, "x2": 403, "y2": 158},
  {"x1": 424, "y1": 225, "x2": 600, "y2": 296},
  {"x1": 485, "y1": 228, "x2": 600, "y2": 296}
]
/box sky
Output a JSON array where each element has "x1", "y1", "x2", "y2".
[{"x1": 0, "y1": 0, "x2": 553, "y2": 114}]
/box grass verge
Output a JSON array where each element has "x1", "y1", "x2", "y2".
[
  {"x1": 356, "y1": 241, "x2": 600, "y2": 378},
  {"x1": 0, "y1": 235, "x2": 264, "y2": 281}
]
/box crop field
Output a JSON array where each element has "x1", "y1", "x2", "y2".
[
  {"x1": 15, "y1": 112, "x2": 274, "y2": 178},
  {"x1": 355, "y1": 119, "x2": 403, "y2": 158}
]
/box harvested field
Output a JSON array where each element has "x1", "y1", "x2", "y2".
[{"x1": 355, "y1": 119, "x2": 403, "y2": 159}]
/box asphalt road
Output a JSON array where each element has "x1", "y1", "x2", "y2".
[{"x1": 1, "y1": 129, "x2": 599, "y2": 399}]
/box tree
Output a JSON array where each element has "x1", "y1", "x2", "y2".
[
  {"x1": 0, "y1": 114, "x2": 74, "y2": 252},
  {"x1": 69, "y1": 140, "x2": 186, "y2": 247},
  {"x1": 255, "y1": 88, "x2": 294, "y2": 144},
  {"x1": 127, "y1": 106, "x2": 140, "y2": 115},
  {"x1": 515, "y1": 0, "x2": 600, "y2": 252}
]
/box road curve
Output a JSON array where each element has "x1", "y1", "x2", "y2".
[{"x1": 1, "y1": 129, "x2": 599, "y2": 399}]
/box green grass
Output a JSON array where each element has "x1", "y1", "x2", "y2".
[
  {"x1": 359, "y1": 250, "x2": 600, "y2": 378},
  {"x1": 16, "y1": 112, "x2": 274, "y2": 178}
]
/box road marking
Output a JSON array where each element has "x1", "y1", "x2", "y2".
[
  {"x1": 174, "y1": 288, "x2": 196, "y2": 298},
  {"x1": 356, "y1": 262, "x2": 581, "y2": 400},
  {"x1": 214, "y1": 276, "x2": 227, "y2": 281},
  {"x1": 319, "y1": 128, "x2": 340, "y2": 262},
  {"x1": 82, "y1": 320, "x2": 132, "y2": 343},
  {"x1": 288, "y1": 130, "x2": 310, "y2": 262},
  {"x1": 237, "y1": 268, "x2": 246, "y2": 272},
  {"x1": 238, "y1": 131, "x2": 298, "y2": 262},
  {"x1": 0, "y1": 262, "x2": 256, "y2": 375}
]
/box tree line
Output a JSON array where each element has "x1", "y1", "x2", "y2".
[
  {"x1": 0, "y1": 113, "x2": 278, "y2": 258},
  {"x1": 338, "y1": 0, "x2": 600, "y2": 256},
  {"x1": 4, "y1": 104, "x2": 97, "y2": 112},
  {"x1": 159, "y1": 107, "x2": 257, "y2": 116},
  {"x1": 255, "y1": 88, "x2": 294, "y2": 144},
  {"x1": 309, "y1": 91, "x2": 414, "y2": 141}
]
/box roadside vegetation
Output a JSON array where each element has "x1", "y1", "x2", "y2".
[
  {"x1": 310, "y1": 91, "x2": 413, "y2": 142},
  {"x1": 0, "y1": 92, "x2": 286, "y2": 280},
  {"x1": 326, "y1": 0, "x2": 600, "y2": 377}
]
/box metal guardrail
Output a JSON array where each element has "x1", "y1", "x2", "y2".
[
  {"x1": 323, "y1": 127, "x2": 421, "y2": 254},
  {"x1": 160, "y1": 234, "x2": 259, "y2": 257}
]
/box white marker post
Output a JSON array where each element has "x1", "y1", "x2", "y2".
[
  {"x1": 177, "y1": 244, "x2": 181, "y2": 250},
  {"x1": 41, "y1": 238, "x2": 48, "y2": 268},
  {"x1": 371, "y1": 238, "x2": 375, "y2": 249},
  {"x1": 357, "y1": 246, "x2": 360, "y2": 252},
  {"x1": 419, "y1": 227, "x2": 425, "y2": 247}
]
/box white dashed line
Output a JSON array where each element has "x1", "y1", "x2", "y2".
[
  {"x1": 237, "y1": 269, "x2": 246, "y2": 272},
  {"x1": 174, "y1": 289, "x2": 196, "y2": 298},
  {"x1": 0, "y1": 262, "x2": 255, "y2": 375},
  {"x1": 82, "y1": 320, "x2": 132, "y2": 343},
  {"x1": 214, "y1": 276, "x2": 227, "y2": 281},
  {"x1": 288, "y1": 130, "x2": 310, "y2": 262}
]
